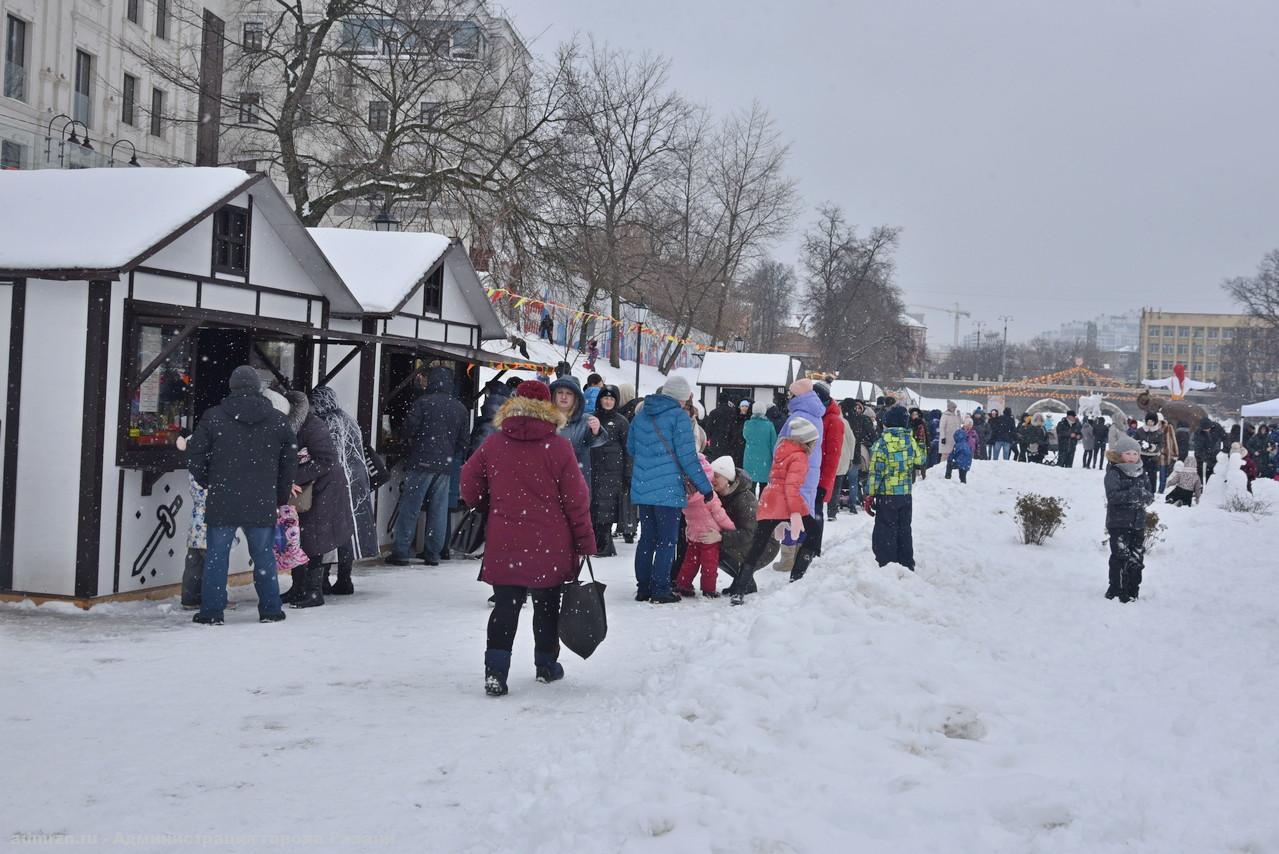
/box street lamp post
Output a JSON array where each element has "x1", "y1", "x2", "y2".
[
  {"x1": 630, "y1": 299, "x2": 648, "y2": 393},
  {"x1": 108, "y1": 139, "x2": 140, "y2": 167},
  {"x1": 973, "y1": 320, "x2": 984, "y2": 378},
  {"x1": 999, "y1": 315, "x2": 1013, "y2": 379},
  {"x1": 733, "y1": 334, "x2": 746, "y2": 353}
]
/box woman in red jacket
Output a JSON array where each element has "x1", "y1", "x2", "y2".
[
  {"x1": 461, "y1": 381, "x2": 597, "y2": 696},
  {"x1": 727, "y1": 417, "x2": 819, "y2": 604}
]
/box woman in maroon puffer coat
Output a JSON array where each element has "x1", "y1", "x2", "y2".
[{"x1": 461, "y1": 380, "x2": 596, "y2": 697}]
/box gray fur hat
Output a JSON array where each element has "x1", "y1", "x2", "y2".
[{"x1": 1108, "y1": 425, "x2": 1140, "y2": 455}]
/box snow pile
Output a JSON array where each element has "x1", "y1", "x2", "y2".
[
  {"x1": 308, "y1": 228, "x2": 452, "y2": 313},
  {"x1": 2, "y1": 462, "x2": 1277, "y2": 852},
  {"x1": 0, "y1": 168, "x2": 251, "y2": 272}
]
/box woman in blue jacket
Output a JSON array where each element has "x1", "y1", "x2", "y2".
[{"x1": 627, "y1": 375, "x2": 713, "y2": 604}]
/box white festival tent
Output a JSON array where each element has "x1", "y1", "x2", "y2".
[{"x1": 1240, "y1": 397, "x2": 1279, "y2": 419}]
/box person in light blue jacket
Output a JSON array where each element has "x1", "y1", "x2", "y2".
[{"x1": 626, "y1": 374, "x2": 713, "y2": 604}]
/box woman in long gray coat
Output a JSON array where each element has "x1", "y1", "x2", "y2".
[
  {"x1": 286, "y1": 390, "x2": 354, "y2": 608},
  {"x1": 309, "y1": 386, "x2": 377, "y2": 595}
]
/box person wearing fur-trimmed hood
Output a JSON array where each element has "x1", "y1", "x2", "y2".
[{"x1": 461, "y1": 381, "x2": 596, "y2": 697}]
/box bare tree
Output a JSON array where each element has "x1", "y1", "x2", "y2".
[
  {"x1": 799, "y1": 206, "x2": 911, "y2": 380},
  {"x1": 537, "y1": 42, "x2": 689, "y2": 365},
  {"x1": 739, "y1": 258, "x2": 795, "y2": 352},
  {"x1": 1224, "y1": 248, "x2": 1279, "y2": 330},
  {"x1": 704, "y1": 103, "x2": 800, "y2": 344},
  {"x1": 129, "y1": 0, "x2": 568, "y2": 232}
]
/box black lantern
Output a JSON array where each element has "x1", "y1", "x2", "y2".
[{"x1": 372, "y1": 209, "x2": 401, "y2": 232}]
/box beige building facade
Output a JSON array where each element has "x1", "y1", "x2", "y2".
[{"x1": 1138, "y1": 309, "x2": 1258, "y2": 384}]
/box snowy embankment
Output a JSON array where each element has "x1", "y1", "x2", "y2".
[{"x1": 2, "y1": 463, "x2": 1277, "y2": 853}]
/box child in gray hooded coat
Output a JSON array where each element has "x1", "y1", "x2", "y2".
[{"x1": 1104, "y1": 426, "x2": 1154, "y2": 603}]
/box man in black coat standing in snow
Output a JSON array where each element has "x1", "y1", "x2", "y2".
[
  {"x1": 186, "y1": 365, "x2": 298, "y2": 625},
  {"x1": 388, "y1": 366, "x2": 470, "y2": 566},
  {"x1": 1056, "y1": 411, "x2": 1084, "y2": 468}
]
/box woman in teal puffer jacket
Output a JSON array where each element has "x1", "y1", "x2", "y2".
[
  {"x1": 742, "y1": 411, "x2": 777, "y2": 495},
  {"x1": 626, "y1": 375, "x2": 713, "y2": 604}
]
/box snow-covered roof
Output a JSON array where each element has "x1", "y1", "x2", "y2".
[
  {"x1": 900, "y1": 313, "x2": 926, "y2": 328},
  {"x1": 697, "y1": 352, "x2": 794, "y2": 387},
  {"x1": 829, "y1": 379, "x2": 884, "y2": 401},
  {"x1": 308, "y1": 228, "x2": 452, "y2": 314},
  {"x1": 0, "y1": 167, "x2": 253, "y2": 276},
  {"x1": 308, "y1": 227, "x2": 505, "y2": 340}
]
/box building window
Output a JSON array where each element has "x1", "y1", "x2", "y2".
[
  {"x1": 1207, "y1": 327, "x2": 1218, "y2": 339},
  {"x1": 419, "y1": 100, "x2": 442, "y2": 122},
  {"x1": 422, "y1": 266, "x2": 443, "y2": 314},
  {"x1": 1162, "y1": 344, "x2": 1173, "y2": 355},
  {"x1": 368, "y1": 100, "x2": 389, "y2": 131},
  {"x1": 212, "y1": 205, "x2": 249, "y2": 275},
  {"x1": 121, "y1": 74, "x2": 138, "y2": 125},
  {"x1": 239, "y1": 92, "x2": 261, "y2": 124},
  {"x1": 1223, "y1": 328, "x2": 1234, "y2": 339},
  {"x1": 1177, "y1": 326, "x2": 1190, "y2": 337},
  {"x1": 150, "y1": 87, "x2": 164, "y2": 137},
  {"x1": 155, "y1": 0, "x2": 169, "y2": 39},
  {"x1": 1192, "y1": 327, "x2": 1204, "y2": 338},
  {"x1": 1148, "y1": 326, "x2": 1160, "y2": 336},
  {"x1": 1147, "y1": 342, "x2": 1158, "y2": 355},
  {"x1": 1176, "y1": 344, "x2": 1188, "y2": 356},
  {"x1": 242, "y1": 21, "x2": 263, "y2": 51},
  {"x1": 1, "y1": 139, "x2": 24, "y2": 169},
  {"x1": 236, "y1": 159, "x2": 258, "y2": 173},
  {"x1": 1162, "y1": 360, "x2": 1173, "y2": 371},
  {"x1": 74, "y1": 50, "x2": 93, "y2": 127},
  {"x1": 5, "y1": 15, "x2": 28, "y2": 101},
  {"x1": 449, "y1": 22, "x2": 484, "y2": 60},
  {"x1": 126, "y1": 0, "x2": 140, "y2": 24}
]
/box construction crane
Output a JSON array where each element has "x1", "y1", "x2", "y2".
[{"x1": 906, "y1": 302, "x2": 972, "y2": 348}]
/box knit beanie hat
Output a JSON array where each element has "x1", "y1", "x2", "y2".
[
  {"x1": 229, "y1": 364, "x2": 262, "y2": 393},
  {"x1": 813, "y1": 381, "x2": 831, "y2": 405},
  {"x1": 516, "y1": 380, "x2": 551, "y2": 402},
  {"x1": 786, "y1": 417, "x2": 819, "y2": 446},
  {"x1": 661, "y1": 374, "x2": 692, "y2": 403},
  {"x1": 1173, "y1": 461, "x2": 1185, "y2": 472},
  {"x1": 1109, "y1": 425, "x2": 1139, "y2": 455},
  {"x1": 884, "y1": 406, "x2": 909, "y2": 429},
  {"x1": 789, "y1": 378, "x2": 814, "y2": 397},
  {"x1": 710, "y1": 455, "x2": 737, "y2": 482}
]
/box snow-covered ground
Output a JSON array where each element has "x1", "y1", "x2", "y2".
[{"x1": 3, "y1": 462, "x2": 1277, "y2": 853}]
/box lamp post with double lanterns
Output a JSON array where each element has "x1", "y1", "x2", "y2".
[{"x1": 44, "y1": 114, "x2": 93, "y2": 167}]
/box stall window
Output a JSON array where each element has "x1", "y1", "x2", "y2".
[
  {"x1": 121, "y1": 312, "x2": 313, "y2": 468},
  {"x1": 126, "y1": 321, "x2": 196, "y2": 454},
  {"x1": 212, "y1": 205, "x2": 249, "y2": 274}
]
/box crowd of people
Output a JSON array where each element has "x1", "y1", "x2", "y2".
[{"x1": 176, "y1": 360, "x2": 1279, "y2": 694}]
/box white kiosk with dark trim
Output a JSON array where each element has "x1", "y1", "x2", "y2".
[{"x1": 0, "y1": 168, "x2": 362, "y2": 604}]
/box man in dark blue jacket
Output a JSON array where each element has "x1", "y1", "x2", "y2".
[
  {"x1": 389, "y1": 366, "x2": 469, "y2": 566},
  {"x1": 185, "y1": 365, "x2": 297, "y2": 625}
]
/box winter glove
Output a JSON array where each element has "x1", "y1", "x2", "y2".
[
  {"x1": 701, "y1": 490, "x2": 715, "y2": 504},
  {"x1": 700, "y1": 530, "x2": 723, "y2": 544},
  {"x1": 862, "y1": 496, "x2": 875, "y2": 514}
]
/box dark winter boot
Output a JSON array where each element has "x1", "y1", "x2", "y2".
[
  {"x1": 289, "y1": 560, "x2": 325, "y2": 609},
  {"x1": 330, "y1": 564, "x2": 354, "y2": 596},
  {"x1": 280, "y1": 567, "x2": 306, "y2": 605},
  {"x1": 485, "y1": 649, "x2": 511, "y2": 696},
  {"x1": 789, "y1": 548, "x2": 816, "y2": 583},
  {"x1": 535, "y1": 646, "x2": 565, "y2": 684}
]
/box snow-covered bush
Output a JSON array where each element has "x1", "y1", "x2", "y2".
[
  {"x1": 1014, "y1": 494, "x2": 1067, "y2": 545},
  {"x1": 1222, "y1": 494, "x2": 1272, "y2": 517}
]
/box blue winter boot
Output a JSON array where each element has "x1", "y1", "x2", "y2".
[
  {"x1": 534, "y1": 646, "x2": 564, "y2": 684},
  {"x1": 484, "y1": 649, "x2": 511, "y2": 696}
]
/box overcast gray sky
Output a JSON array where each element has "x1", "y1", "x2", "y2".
[{"x1": 499, "y1": 0, "x2": 1279, "y2": 344}]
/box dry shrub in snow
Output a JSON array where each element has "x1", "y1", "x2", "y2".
[
  {"x1": 1222, "y1": 494, "x2": 1272, "y2": 517},
  {"x1": 1144, "y1": 511, "x2": 1168, "y2": 553},
  {"x1": 1014, "y1": 494, "x2": 1067, "y2": 545}
]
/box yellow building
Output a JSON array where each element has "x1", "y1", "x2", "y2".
[{"x1": 1138, "y1": 309, "x2": 1260, "y2": 385}]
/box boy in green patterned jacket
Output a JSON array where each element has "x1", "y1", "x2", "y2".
[{"x1": 864, "y1": 406, "x2": 922, "y2": 570}]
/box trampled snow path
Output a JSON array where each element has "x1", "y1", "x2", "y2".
[{"x1": 3, "y1": 463, "x2": 1278, "y2": 853}]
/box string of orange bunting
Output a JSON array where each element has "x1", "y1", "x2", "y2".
[
  {"x1": 485, "y1": 287, "x2": 735, "y2": 354},
  {"x1": 958, "y1": 365, "x2": 1141, "y2": 401}
]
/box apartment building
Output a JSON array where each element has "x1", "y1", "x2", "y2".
[
  {"x1": 1138, "y1": 309, "x2": 1259, "y2": 384},
  {"x1": 0, "y1": 0, "x2": 229, "y2": 170}
]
